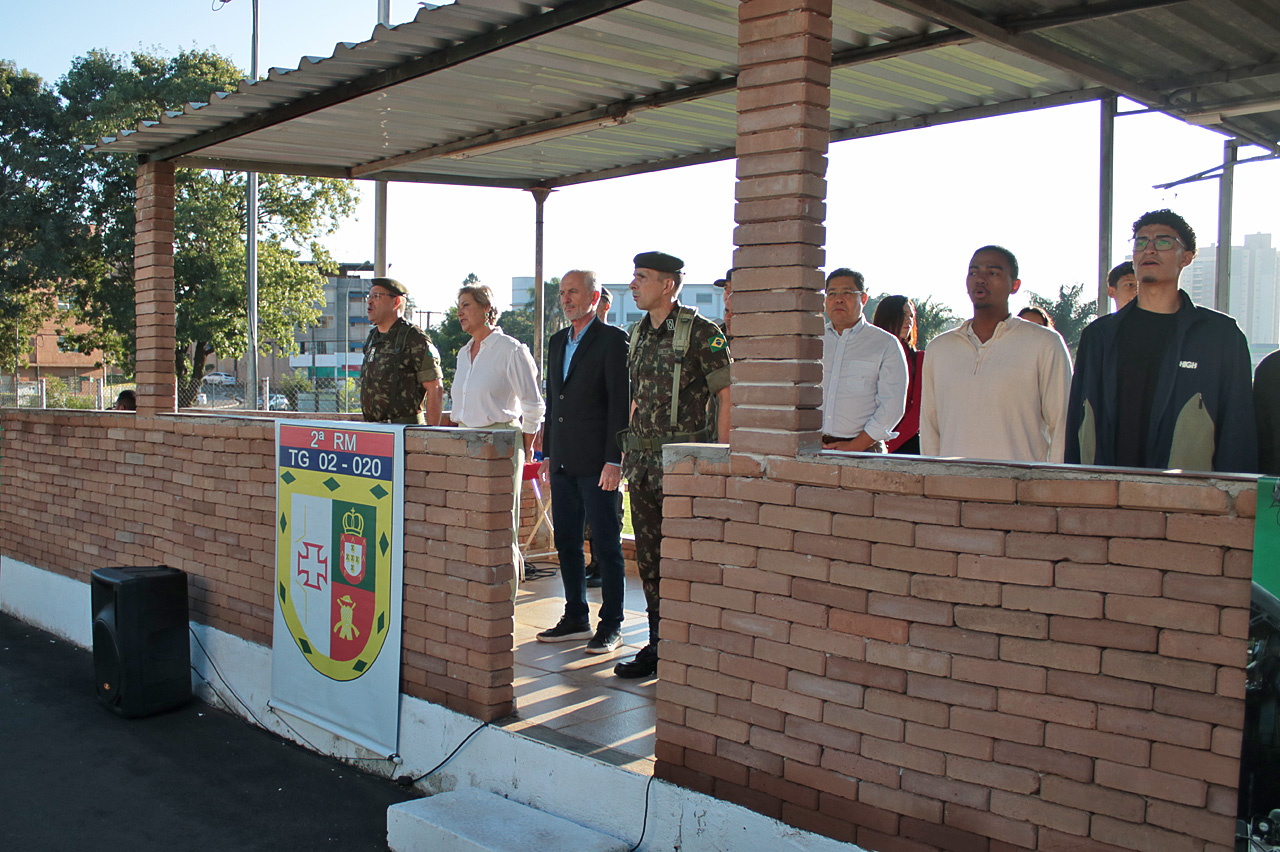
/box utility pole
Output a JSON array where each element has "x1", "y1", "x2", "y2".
[
  {"x1": 245, "y1": 0, "x2": 260, "y2": 410},
  {"x1": 374, "y1": 0, "x2": 391, "y2": 278}
]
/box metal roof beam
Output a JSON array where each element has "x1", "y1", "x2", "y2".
[
  {"x1": 140, "y1": 0, "x2": 644, "y2": 163},
  {"x1": 831, "y1": 1, "x2": 1189, "y2": 67},
  {"x1": 1001, "y1": 0, "x2": 1192, "y2": 32},
  {"x1": 874, "y1": 0, "x2": 1168, "y2": 107},
  {"x1": 538, "y1": 148, "x2": 735, "y2": 189},
  {"x1": 829, "y1": 87, "x2": 1111, "y2": 142},
  {"x1": 169, "y1": 155, "x2": 538, "y2": 189},
  {"x1": 1181, "y1": 92, "x2": 1280, "y2": 121},
  {"x1": 1206, "y1": 119, "x2": 1280, "y2": 155},
  {"x1": 537, "y1": 86, "x2": 1112, "y2": 190},
  {"x1": 356, "y1": 1, "x2": 1168, "y2": 176},
  {"x1": 871, "y1": 1, "x2": 1280, "y2": 153},
  {"x1": 1153, "y1": 59, "x2": 1280, "y2": 93}
]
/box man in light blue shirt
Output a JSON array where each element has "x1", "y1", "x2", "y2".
[{"x1": 820, "y1": 269, "x2": 908, "y2": 452}]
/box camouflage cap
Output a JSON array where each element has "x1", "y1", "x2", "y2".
[
  {"x1": 369, "y1": 277, "x2": 409, "y2": 297},
  {"x1": 633, "y1": 251, "x2": 684, "y2": 274}
]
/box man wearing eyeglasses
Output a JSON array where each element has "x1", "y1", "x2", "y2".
[
  {"x1": 1066, "y1": 209, "x2": 1256, "y2": 472},
  {"x1": 820, "y1": 269, "x2": 908, "y2": 453},
  {"x1": 921, "y1": 245, "x2": 1072, "y2": 462},
  {"x1": 360, "y1": 277, "x2": 444, "y2": 425}
]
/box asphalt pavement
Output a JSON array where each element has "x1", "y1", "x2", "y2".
[{"x1": 0, "y1": 612, "x2": 414, "y2": 852}]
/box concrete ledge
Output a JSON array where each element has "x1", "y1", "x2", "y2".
[{"x1": 388, "y1": 788, "x2": 630, "y2": 852}]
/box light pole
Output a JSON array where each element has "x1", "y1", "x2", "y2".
[
  {"x1": 245, "y1": 0, "x2": 260, "y2": 409},
  {"x1": 374, "y1": 0, "x2": 390, "y2": 278},
  {"x1": 213, "y1": 0, "x2": 261, "y2": 410}
]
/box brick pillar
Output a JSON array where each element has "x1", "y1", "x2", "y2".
[
  {"x1": 134, "y1": 159, "x2": 177, "y2": 414},
  {"x1": 731, "y1": 0, "x2": 831, "y2": 461}
]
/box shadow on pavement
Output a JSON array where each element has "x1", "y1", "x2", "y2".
[{"x1": 0, "y1": 612, "x2": 414, "y2": 852}]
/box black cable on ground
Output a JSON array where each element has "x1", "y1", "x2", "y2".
[
  {"x1": 627, "y1": 773, "x2": 656, "y2": 852},
  {"x1": 188, "y1": 626, "x2": 324, "y2": 757},
  {"x1": 396, "y1": 720, "x2": 489, "y2": 786}
]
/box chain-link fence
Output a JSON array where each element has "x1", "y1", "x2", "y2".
[
  {"x1": 176, "y1": 374, "x2": 365, "y2": 414},
  {"x1": 2, "y1": 374, "x2": 400, "y2": 417},
  {"x1": 0, "y1": 376, "x2": 132, "y2": 410}
]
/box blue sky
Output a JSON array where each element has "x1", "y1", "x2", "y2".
[{"x1": 6, "y1": 1, "x2": 1279, "y2": 323}]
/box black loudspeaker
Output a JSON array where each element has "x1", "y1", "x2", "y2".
[{"x1": 91, "y1": 566, "x2": 192, "y2": 718}]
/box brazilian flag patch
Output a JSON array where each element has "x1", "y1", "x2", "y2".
[{"x1": 709, "y1": 335, "x2": 727, "y2": 353}]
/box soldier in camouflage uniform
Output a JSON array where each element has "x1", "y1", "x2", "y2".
[
  {"x1": 616, "y1": 251, "x2": 731, "y2": 679},
  {"x1": 360, "y1": 277, "x2": 444, "y2": 425}
]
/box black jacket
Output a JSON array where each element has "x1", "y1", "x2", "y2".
[
  {"x1": 543, "y1": 319, "x2": 630, "y2": 477},
  {"x1": 1066, "y1": 291, "x2": 1257, "y2": 473}
]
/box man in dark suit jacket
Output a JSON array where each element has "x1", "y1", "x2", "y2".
[{"x1": 536, "y1": 270, "x2": 630, "y2": 654}]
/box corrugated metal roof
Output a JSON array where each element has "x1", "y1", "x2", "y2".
[{"x1": 90, "y1": 0, "x2": 1280, "y2": 188}]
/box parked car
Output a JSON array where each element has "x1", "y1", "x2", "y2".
[
  {"x1": 268, "y1": 393, "x2": 290, "y2": 411},
  {"x1": 202, "y1": 372, "x2": 237, "y2": 386}
]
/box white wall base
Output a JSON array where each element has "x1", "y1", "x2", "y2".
[
  {"x1": 1, "y1": 556, "x2": 92, "y2": 647},
  {"x1": 0, "y1": 557, "x2": 861, "y2": 852}
]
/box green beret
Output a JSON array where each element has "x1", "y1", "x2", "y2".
[
  {"x1": 370, "y1": 277, "x2": 409, "y2": 297},
  {"x1": 633, "y1": 251, "x2": 684, "y2": 274}
]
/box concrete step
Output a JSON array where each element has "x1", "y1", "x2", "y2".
[{"x1": 388, "y1": 788, "x2": 631, "y2": 852}]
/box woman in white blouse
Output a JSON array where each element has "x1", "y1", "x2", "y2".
[{"x1": 442, "y1": 283, "x2": 546, "y2": 595}]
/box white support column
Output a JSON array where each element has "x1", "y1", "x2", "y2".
[
  {"x1": 529, "y1": 187, "x2": 552, "y2": 378},
  {"x1": 1215, "y1": 139, "x2": 1238, "y2": 314},
  {"x1": 1098, "y1": 95, "x2": 1116, "y2": 315}
]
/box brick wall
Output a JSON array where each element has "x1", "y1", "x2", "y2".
[
  {"x1": 730, "y1": 0, "x2": 830, "y2": 459},
  {"x1": 655, "y1": 446, "x2": 1251, "y2": 852},
  {"x1": 0, "y1": 410, "x2": 520, "y2": 720}
]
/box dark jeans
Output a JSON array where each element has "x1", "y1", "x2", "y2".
[
  {"x1": 585, "y1": 490, "x2": 625, "y2": 566},
  {"x1": 550, "y1": 470, "x2": 625, "y2": 629}
]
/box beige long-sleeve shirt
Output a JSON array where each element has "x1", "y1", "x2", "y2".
[{"x1": 920, "y1": 316, "x2": 1072, "y2": 463}]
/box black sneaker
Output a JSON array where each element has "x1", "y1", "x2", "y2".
[
  {"x1": 584, "y1": 559, "x2": 603, "y2": 588},
  {"x1": 614, "y1": 643, "x2": 658, "y2": 678},
  {"x1": 585, "y1": 625, "x2": 622, "y2": 655},
  {"x1": 536, "y1": 618, "x2": 593, "y2": 643}
]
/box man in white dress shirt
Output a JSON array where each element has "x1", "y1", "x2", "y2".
[
  {"x1": 920, "y1": 246, "x2": 1072, "y2": 463},
  {"x1": 820, "y1": 269, "x2": 908, "y2": 453}
]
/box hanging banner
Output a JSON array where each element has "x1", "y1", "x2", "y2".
[{"x1": 271, "y1": 421, "x2": 404, "y2": 757}]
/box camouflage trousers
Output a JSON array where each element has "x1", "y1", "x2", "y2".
[{"x1": 629, "y1": 477, "x2": 664, "y2": 645}]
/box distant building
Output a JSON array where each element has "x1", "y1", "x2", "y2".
[
  {"x1": 20, "y1": 317, "x2": 108, "y2": 383},
  {"x1": 1184, "y1": 233, "x2": 1279, "y2": 348},
  {"x1": 289, "y1": 262, "x2": 375, "y2": 381},
  {"x1": 511, "y1": 275, "x2": 726, "y2": 328},
  {"x1": 210, "y1": 262, "x2": 375, "y2": 385}
]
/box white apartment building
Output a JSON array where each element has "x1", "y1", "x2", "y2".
[
  {"x1": 511, "y1": 275, "x2": 727, "y2": 329},
  {"x1": 1184, "y1": 233, "x2": 1279, "y2": 348}
]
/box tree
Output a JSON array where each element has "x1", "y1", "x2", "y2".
[
  {"x1": 502, "y1": 276, "x2": 565, "y2": 356},
  {"x1": 0, "y1": 62, "x2": 89, "y2": 370},
  {"x1": 915, "y1": 296, "x2": 961, "y2": 346},
  {"x1": 1027, "y1": 282, "x2": 1097, "y2": 355},
  {"x1": 19, "y1": 48, "x2": 357, "y2": 391},
  {"x1": 428, "y1": 273, "x2": 479, "y2": 388}
]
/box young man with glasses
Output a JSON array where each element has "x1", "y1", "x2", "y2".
[
  {"x1": 820, "y1": 269, "x2": 908, "y2": 453},
  {"x1": 1066, "y1": 209, "x2": 1257, "y2": 472},
  {"x1": 360, "y1": 277, "x2": 444, "y2": 425},
  {"x1": 921, "y1": 245, "x2": 1072, "y2": 462}
]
